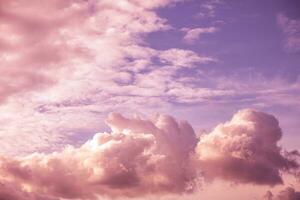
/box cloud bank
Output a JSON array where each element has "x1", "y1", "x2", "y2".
[{"x1": 0, "y1": 109, "x2": 299, "y2": 199}]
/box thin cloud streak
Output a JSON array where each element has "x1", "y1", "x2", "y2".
[{"x1": 181, "y1": 27, "x2": 218, "y2": 44}]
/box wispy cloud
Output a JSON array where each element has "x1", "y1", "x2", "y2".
[
  {"x1": 181, "y1": 27, "x2": 218, "y2": 44},
  {"x1": 277, "y1": 14, "x2": 300, "y2": 52},
  {"x1": 196, "y1": 0, "x2": 224, "y2": 19}
]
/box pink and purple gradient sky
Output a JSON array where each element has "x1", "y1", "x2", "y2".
[{"x1": 0, "y1": 0, "x2": 300, "y2": 199}]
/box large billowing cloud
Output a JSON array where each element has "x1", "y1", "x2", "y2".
[
  {"x1": 196, "y1": 109, "x2": 299, "y2": 185},
  {"x1": 0, "y1": 113, "x2": 198, "y2": 199},
  {"x1": 0, "y1": 109, "x2": 299, "y2": 199}
]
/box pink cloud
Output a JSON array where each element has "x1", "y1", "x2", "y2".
[
  {"x1": 196, "y1": 109, "x2": 299, "y2": 185},
  {"x1": 0, "y1": 113, "x2": 198, "y2": 199},
  {"x1": 1, "y1": 0, "x2": 210, "y2": 154},
  {"x1": 0, "y1": 0, "x2": 176, "y2": 104},
  {"x1": 0, "y1": 0, "x2": 219, "y2": 155},
  {"x1": 0, "y1": 110, "x2": 299, "y2": 199},
  {"x1": 181, "y1": 27, "x2": 218, "y2": 44}
]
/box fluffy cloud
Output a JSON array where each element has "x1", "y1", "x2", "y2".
[
  {"x1": 196, "y1": 109, "x2": 299, "y2": 185},
  {"x1": 0, "y1": 110, "x2": 299, "y2": 199},
  {"x1": 0, "y1": 113, "x2": 198, "y2": 199}
]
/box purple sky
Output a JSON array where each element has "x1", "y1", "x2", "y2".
[{"x1": 147, "y1": 0, "x2": 300, "y2": 149}]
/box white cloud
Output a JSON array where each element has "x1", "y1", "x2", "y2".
[{"x1": 182, "y1": 27, "x2": 218, "y2": 44}]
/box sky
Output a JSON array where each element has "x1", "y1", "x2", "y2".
[{"x1": 0, "y1": 0, "x2": 300, "y2": 200}]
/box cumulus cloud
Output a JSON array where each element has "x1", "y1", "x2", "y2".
[
  {"x1": 181, "y1": 27, "x2": 218, "y2": 44},
  {"x1": 0, "y1": 113, "x2": 198, "y2": 199},
  {"x1": 196, "y1": 109, "x2": 299, "y2": 185},
  {"x1": 0, "y1": 110, "x2": 299, "y2": 199}
]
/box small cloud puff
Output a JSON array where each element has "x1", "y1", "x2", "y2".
[{"x1": 181, "y1": 27, "x2": 218, "y2": 44}]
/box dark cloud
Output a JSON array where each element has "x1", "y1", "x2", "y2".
[{"x1": 263, "y1": 187, "x2": 300, "y2": 200}]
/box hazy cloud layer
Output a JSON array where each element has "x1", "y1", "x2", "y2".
[{"x1": 0, "y1": 0, "x2": 221, "y2": 154}]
